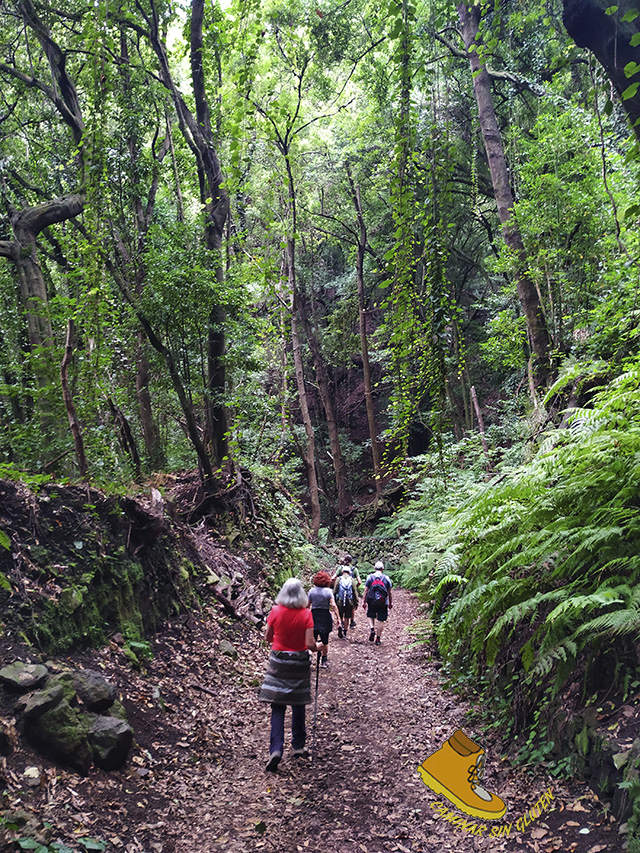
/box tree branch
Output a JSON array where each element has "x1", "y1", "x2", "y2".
[{"x1": 434, "y1": 31, "x2": 546, "y2": 96}]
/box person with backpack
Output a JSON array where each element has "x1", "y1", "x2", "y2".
[
  {"x1": 308, "y1": 571, "x2": 341, "y2": 668},
  {"x1": 333, "y1": 565, "x2": 359, "y2": 638},
  {"x1": 331, "y1": 554, "x2": 361, "y2": 628},
  {"x1": 362, "y1": 560, "x2": 393, "y2": 645}
]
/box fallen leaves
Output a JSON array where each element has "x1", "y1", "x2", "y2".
[{"x1": 0, "y1": 593, "x2": 620, "y2": 853}]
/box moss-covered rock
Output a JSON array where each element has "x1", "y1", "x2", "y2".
[
  {"x1": 107, "y1": 699, "x2": 128, "y2": 721},
  {"x1": 47, "y1": 672, "x2": 78, "y2": 705},
  {"x1": 73, "y1": 669, "x2": 116, "y2": 712},
  {"x1": 21, "y1": 684, "x2": 64, "y2": 719},
  {"x1": 87, "y1": 716, "x2": 133, "y2": 770},
  {"x1": 25, "y1": 700, "x2": 92, "y2": 775},
  {"x1": 0, "y1": 662, "x2": 48, "y2": 693}
]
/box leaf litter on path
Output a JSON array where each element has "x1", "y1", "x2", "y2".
[{"x1": 0, "y1": 591, "x2": 624, "y2": 852}]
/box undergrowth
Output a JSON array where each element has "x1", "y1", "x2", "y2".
[{"x1": 389, "y1": 356, "x2": 640, "y2": 742}]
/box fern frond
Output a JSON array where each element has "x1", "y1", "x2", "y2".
[
  {"x1": 574, "y1": 610, "x2": 640, "y2": 638},
  {"x1": 530, "y1": 638, "x2": 578, "y2": 679},
  {"x1": 546, "y1": 590, "x2": 625, "y2": 624},
  {"x1": 432, "y1": 573, "x2": 466, "y2": 597}
]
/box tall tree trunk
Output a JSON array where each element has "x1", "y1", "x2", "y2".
[
  {"x1": 345, "y1": 166, "x2": 384, "y2": 498},
  {"x1": 458, "y1": 2, "x2": 551, "y2": 388},
  {"x1": 0, "y1": 1, "x2": 86, "y2": 393},
  {"x1": 0, "y1": 194, "x2": 85, "y2": 382},
  {"x1": 191, "y1": 0, "x2": 230, "y2": 470},
  {"x1": 563, "y1": 0, "x2": 640, "y2": 143},
  {"x1": 119, "y1": 30, "x2": 166, "y2": 473},
  {"x1": 470, "y1": 385, "x2": 492, "y2": 472},
  {"x1": 135, "y1": 339, "x2": 164, "y2": 470},
  {"x1": 283, "y1": 148, "x2": 321, "y2": 539},
  {"x1": 137, "y1": 0, "x2": 230, "y2": 475},
  {"x1": 298, "y1": 300, "x2": 352, "y2": 518},
  {"x1": 60, "y1": 319, "x2": 89, "y2": 481},
  {"x1": 290, "y1": 267, "x2": 322, "y2": 539}
]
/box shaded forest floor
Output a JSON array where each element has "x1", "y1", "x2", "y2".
[{"x1": 1, "y1": 590, "x2": 625, "y2": 852}]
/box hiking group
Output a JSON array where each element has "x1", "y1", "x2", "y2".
[{"x1": 258, "y1": 557, "x2": 393, "y2": 772}]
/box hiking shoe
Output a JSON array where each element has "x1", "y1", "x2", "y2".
[
  {"x1": 321, "y1": 657, "x2": 329, "y2": 667},
  {"x1": 369, "y1": 628, "x2": 375, "y2": 642},
  {"x1": 375, "y1": 636, "x2": 381, "y2": 645},
  {"x1": 350, "y1": 619, "x2": 356, "y2": 628},
  {"x1": 266, "y1": 752, "x2": 281, "y2": 773},
  {"x1": 292, "y1": 747, "x2": 309, "y2": 759},
  {"x1": 338, "y1": 626, "x2": 343, "y2": 638},
  {"x1": 417, "y1": 730, "x2": 506, "y2": 820}
]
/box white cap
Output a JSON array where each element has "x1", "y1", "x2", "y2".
[{"x1": 374, "y1": 561, "x2": 384, "y2": 570}]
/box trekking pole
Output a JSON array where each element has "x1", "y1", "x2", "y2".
[{"x1": 311, "y1": 650, "x2": 321, "y2": 761}]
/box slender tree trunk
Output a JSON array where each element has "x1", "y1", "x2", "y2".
[
  {"x1": 119, "y1": 31, "x2": 166, "y2": 473},
  {"x1": 190, "y1": 0, "x2": 230, "y2": 470},
  {"x1": 290, "y1": 271, "x2": 322, "y2": 539},
  {"x1": 298, "y1": 301, "x2": 352, "y2": 517},
  {"x1": 135, "y1": 338, "x2": 163, "y2": 469},
  {"x1": 283, "y1": 149, "x2": 321, "y2": 538},
  {"x1": 450, "y1": 313, "x2": 472, "y2": 432},
  {"x1": 445, "y1": 379, "x2": 465, "y2": 440},
  {"x1": 137, "y1": 0, "x2": 230, "y2": 476},
  {"x1": 60, "y1": 319, "x2": 89, "y2": 480},
  {"x1": 104, "y1": 255, "x2": 215, "y2": 481},
  {"x1": 470, "y1": 385, "x2": 492, "y2": 472},
  {"x1": 107, "y1": 396, "x2": 142, "y2": 478},
  {"x1": 458, "y1": 2, "x2": 551, "y2": 387},
  {"x1": 166, "y1": 108, "x2": 185, "y2": 224},
  {"x1": 345, "y1": 166, "x2": 384, "y2": 498}
]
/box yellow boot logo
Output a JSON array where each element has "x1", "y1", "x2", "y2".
[{"x1": 417, "y1": 729, "x2": 507, "y2": 821}]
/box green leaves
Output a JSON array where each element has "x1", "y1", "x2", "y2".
[
  {"x1": 624, "y1": 61, "x2": 640, "y2": 79},
  {"x1": 397, "y1": 353, "x2": 640, "y2": 734},
  {"x1": 78, "y1": 839, "x2": 107, "y2": 852}
]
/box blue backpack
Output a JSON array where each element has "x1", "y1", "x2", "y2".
[{"x1": 338, "y1": 575, "x2": 353, "y2": 605}]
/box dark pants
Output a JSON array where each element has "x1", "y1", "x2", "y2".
[{"x1": 270, "y1": 704, "x2": 306, "y2": 755}]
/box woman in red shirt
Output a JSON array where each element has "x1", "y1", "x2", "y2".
[{"x1": 259, "y1": 578, "x2": 322, "y2": 772}]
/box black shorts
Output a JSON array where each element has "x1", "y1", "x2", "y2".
[
  {"x1": 312, "y1": 609, "x2": 332, "y2": 644},
  {"x1": 366, "y1": 602, "x2": 388, "y2": 622},
  {"x1": 337, "y1": 602, "x2": 354, "y2": 619}
]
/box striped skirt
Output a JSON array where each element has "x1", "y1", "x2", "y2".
[{"x1": 259, "y1": 650, "x2": 312, "y2": 705}]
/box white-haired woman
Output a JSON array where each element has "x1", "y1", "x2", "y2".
[{"x1": 259, "y1": 577, "x2": 322, "y2": 772}]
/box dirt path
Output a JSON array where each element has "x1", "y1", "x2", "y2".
[
  {"x1": 1, "y1": 589, "x2": 623, "y2": 853},
  {"x1": 159, "y1": 590, "x2": 620, "y2": 853}
]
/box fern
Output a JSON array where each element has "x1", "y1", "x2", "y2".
[
  {"x1": 531, "y1": 638, "x2": 579, "y2": 680},
  {"x1": 547, "y1": 588, "x2": 625, "y2": 618},
  {"x1": 391, "y1": 354, "x2": 640, "y2": 721}
]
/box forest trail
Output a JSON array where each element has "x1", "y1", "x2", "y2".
[
  {"x1": 156, "y1": 590, "x2": 619, "y2": 853},
  {"x1": 1, "y1": 590, "x2": 622, "y2": 853}
]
